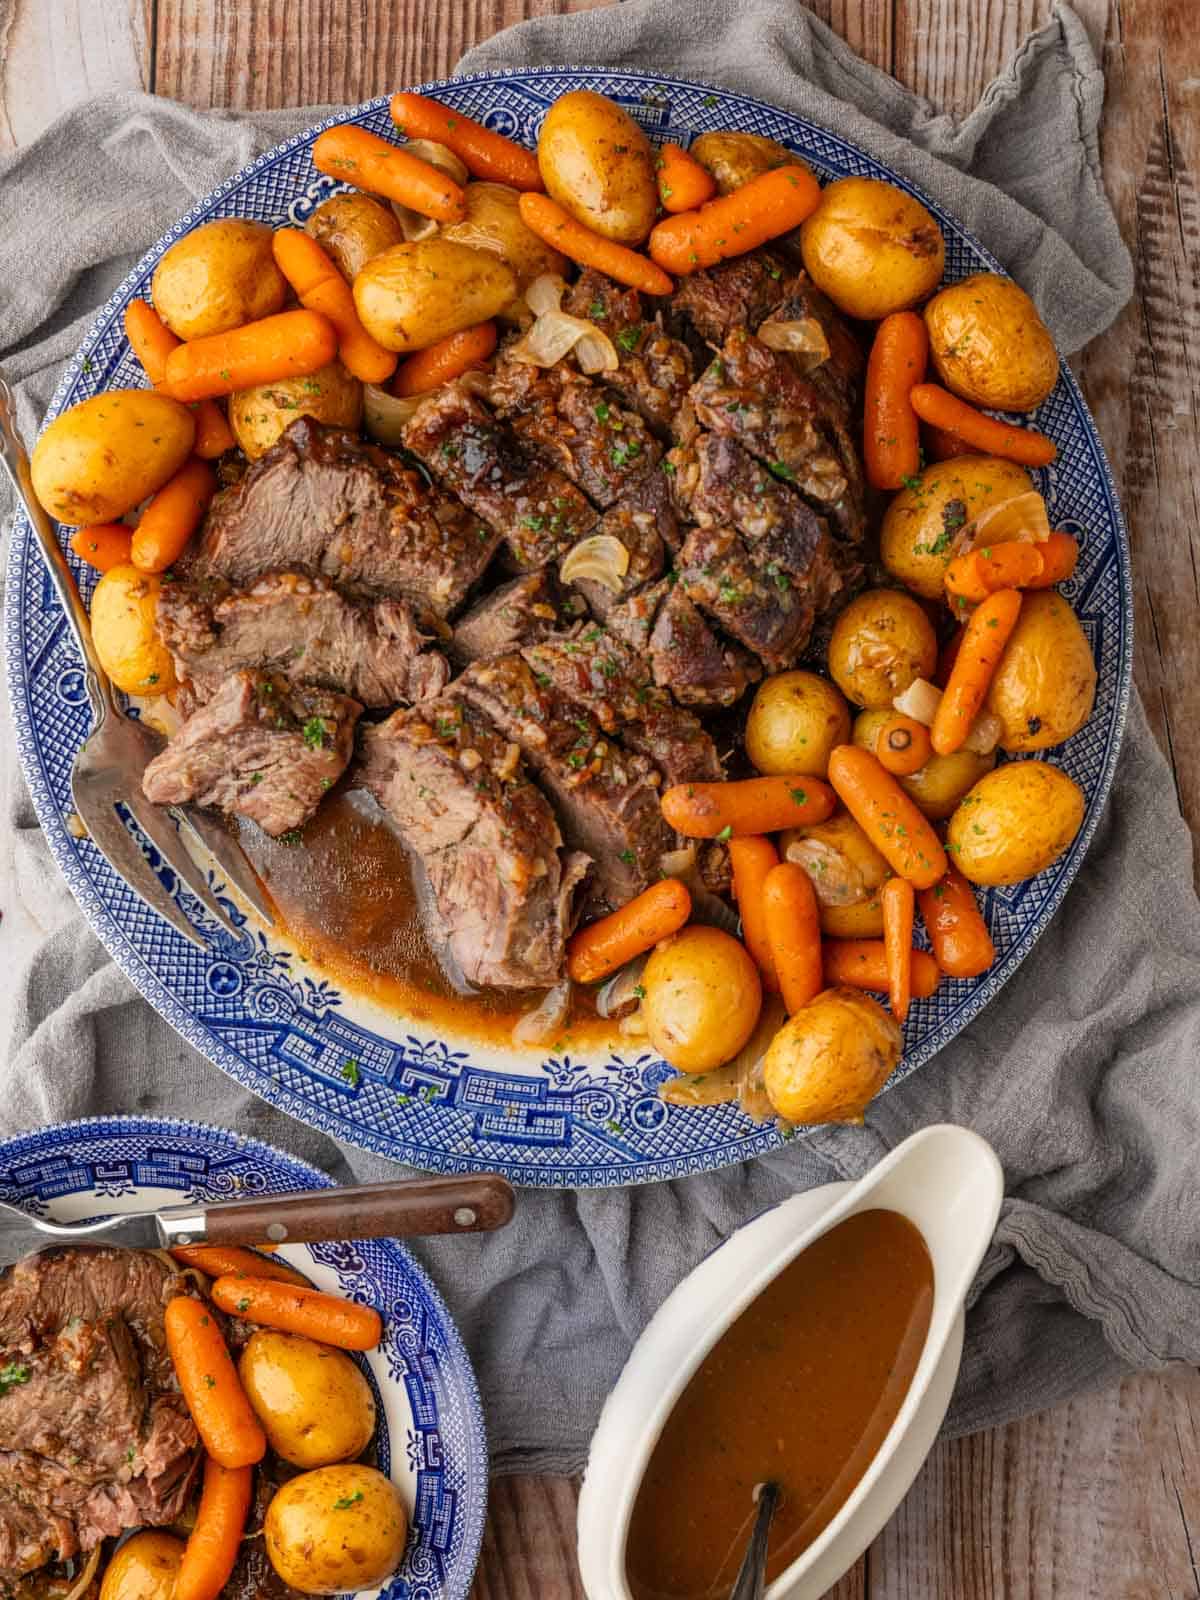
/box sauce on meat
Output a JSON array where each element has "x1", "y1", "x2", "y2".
[{"x1": 624, "y1": 1209, "x2": 933, "y2": 1600}]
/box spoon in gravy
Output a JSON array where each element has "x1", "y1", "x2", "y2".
[{"x1": 728, "y1": 1482, "x2": 780, "y2": 1600}]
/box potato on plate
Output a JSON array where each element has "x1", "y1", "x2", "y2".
[
  {"x1": 852, "y1": 708, "x2": 995, "y2": 820},
  {"x1": 689, "y1": 130, "x2": 797, "y2": 194},
  {"x1": 827, "y1": 588, "x2": 937, "y2": 709},
  {"x1": 151, "y1": 218, "x2": 288, "y2": 341},
  {"x1": 353, "y1": 238, "x2": 517, "y2": 352},
  {"x1": 439, "y1": 181, "x2": 568, "y2": 317},
  {"x1": 879, "y1": 455, "x2": 1034, "y2": 600},
  {"x1": 799, "y1": 176, "x2": 944, "y2": 321},
  {"x1": 265, "y1": 1463, "x2": 407, "y2": 1594},
  {"x1": 947, "y1": 762, "x2": 1085, "y2": 886},
  {"x1": 780, "y1": 811, "x2": 890, "y2": 914},
  {"x1": 99, "y1": 1531, "x2": 184, "y2": 1600},
  {"x1": 229, "y1": 360, "x2": 363, "y2": 460},
  {"x1": 745, "y1": 670, "x2": 851, "y2": 777},
  {"x1": 537, "y1": 90, "x2": 658, "y2": 245},
  {"x1": 304, "y1": 192, "x2": 404, "y2": 282},
  {"x1": 925, "y1": 272, "x2": 1058, "y2": 413},
  {"x1": 31, "y1": 390, "x2": 195, "y2": 526},
  {"x1": 89, "y1": 564, "x2": 176, "y2": 697},
  {"x1": 986, "y1": 590, "x2": 1096, "y2": 751},
  {"x1": 763, "y1": 987, "x2": 900, "y2": 1124},
  {"x1": 642, "y1": 925, "x2": 763, "y2": 1073},
  {"x1": 239, "y1": 1329, "x2": 376, "y2": 1469}
]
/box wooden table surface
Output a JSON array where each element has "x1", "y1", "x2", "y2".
[{"x1": 3, "y1": 1, "x2": 1197, "y2": 1595}]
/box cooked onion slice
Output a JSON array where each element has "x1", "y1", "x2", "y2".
[
  {"x1": 596, "y1": 953, "x2": 649, "y2": 1020},
  {"x1": 735, "y1": 993, "x2": 788, "y2": 1123},
  {"x1": 955, "y1": 490, "x2": 1051, "y2": 557},
  {"x1": 512, "y1": 979, "x2": 572, "y2": 1047},
  {"x1": 659, "y1": 845, "x2": 740, "y2": 937},
  {"x1": 892, "y1": 677, "x2": 1001, "y2": 755},
  {"x1": 757, "y1": 316, "x2": 831, "y2": 371},
  {"x1": 963, "y1": 710, "x2": 1003, "y2": 756},
  {"x1": 561, "y1": 534, "x2": 630, "y2": 594},
  {"x1": 659, "y1": 1062, "x2": 740, "y2": 1107},
  {"x1": 390, "y1": 139, "x2": 469, "y2": 240},
  {"x1": 510, "y1": 274, "x2": 619, "y2": 374},
  {"x1": 363, "y1": 383, "x2": 424, "y2": 446},
  {"x1": 61, "y1": 1545, "x2": 101, "y2": 1600},
  {"x1": 525, "y1": 272, "x2": 568, "y2": 317}
]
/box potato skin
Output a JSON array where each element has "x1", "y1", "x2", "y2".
[
  {"x1": 879, "y1": 455, "x2": 1034, "y2": 600},
  {"x1": 827, "y1": 588, "x2": 937, "y2": 709},
  {"x1": 689, "y1": 131, "x2": 796, "y2": 194},
  {"x1": 239, "y1": 1330, "x2": 376, "y2": 1469},
  {"x1": 353, "y1": 239, "x2": 517, "y2": 353},
  {"x1": 229, "y1": 360, "x2": 363, "y2": 461},
  {"x1": 32, "y1": 390, "x2": 195, "y2": 526},
  {"x1": 925, "y1": 273, "x2": 1058, "y2": 413},
  {"x1": 537, "y1": 90, "x2": 658, "y2": 245},
  {"x1": 642, "y1": 926, "x2": 763, "y2": 1074},
  {"x1": 799, "y1": 177, "x2": 945, "y2": 321},
  {"x1": 90, "y1": 565, "x2": 176, "y2": 696},
  {"x1": 947, "y1": 762, "x2": 1085, "y2": 886},
  {"x1": 264, "y1": 1464, "x2": 407, "y2": 1595},
  {"x1": 99, "y1": 1532, "x2": 185, "y2": 1600},
  {"x1": 440, "y1": 182, "x2": 568, "y2": 318},
  {"x1": 151, "y1": 218, "x2": 288, "y2": 341},
  {"x1": 745, "y1": 670, "x2": 851, "y2": 777},
  {"x1": 780, "y1": 811, "x2": 890, "y2": 911},
  {"x1": 763, "y1": 987, "x2": 900, "y2": 1124},
  {"x1": 986, "y1": 590, "x2": 1096, "y2": 752},
  {"x1": 304, "y1": 192, "x2": 404, "y2": 283},
  {"x1": 852, "y1": 708, "x2": 994, "y2": 820}
]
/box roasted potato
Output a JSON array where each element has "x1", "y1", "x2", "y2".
[
  {"x1": 852, "y1": 708, "x2": 994, "y2": 820},
  {"x1": 151, "y1": 218, "x2": 288, "y2": 341},
  {"x1": 353, "y1": 239, "x2": 517, "y2": 353},
  {"x1": 986, "y1": 590, "x2": 1096, "y2": 751},
  {"x1": 537, "y1": 90, "x2": 658, "y2": 245},
  {"x1": 229, "y1": 360, "x2": 363, "y2": 460},
  {"x1": 31, "y1": 390, "x2": 195, "y2": 526},
  {"x1": 239, "y1": 1330, "x2": 375, "y2": 1469},
  {"x1": 99, "y1": 1532, "x2": 184, "y2": 1600},
  {"x1": 642, "y1": 925, "x2": 763, "y2": 1073},
  {"x1": 763, "y1": 987, "x2": 901, "y2": 1124},
  {"x1": 304, "y1": 192, "x2": 404, "y2": 282},
  {"x1": 264, "y1": 1464, "x2": 407, "y2": 1595},
  {"x1": 689, "y1": 131, "x2": 796, "y2": 194},
  {"x1": 90, "y1": 565, "x2": 176, "y2": 697},
  {"x1": 780, "y1": 811, "x2": 890, "y2": 917},
  {"x1": 440, "y1": 182, "x2": 569, "y2": 319},
  {"x1": 925, "y1": 273, "x2": 1058, "y2": 413},
  {"x1": 799, "y1": 177, "x2": 945, "y2": 321},
  {"x1": 745, "y1": 670, "x2": 851, "y2": 777},
  {"x1": 819, "y1": 898, "x2": 886, "y2": 938},
  {"x1": 879, "y1": 455, "x2": 1034, "y2": 600},
  {"x1": 827, "y1": 588, "x2": 937, "y2": 709},
  {"x1": 947, "y1": 761, "x2": 1085, "y2": 886}
]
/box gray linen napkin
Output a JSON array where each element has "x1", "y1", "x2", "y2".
[{"x1": 5, "y1": 0, "x2": 1195, "y2": 1476}]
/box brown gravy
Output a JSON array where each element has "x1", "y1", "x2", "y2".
[{"x1": 625, "y1": 1209, "x2": 933, "y2": 1600}]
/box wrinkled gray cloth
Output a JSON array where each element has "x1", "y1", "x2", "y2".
[{"x1": 4, "y1": 0, "x2": 1194, "y2": 1476}]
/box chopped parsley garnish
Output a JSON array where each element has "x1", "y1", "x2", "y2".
[
  {"x1": 715, "y1": 824, "x2": 733, "y2": 841},
  {"x1": 588, "y1": 300, "x2": 607, "y2": 320},
  {"x1": 632, "y1": 984, "x2": 646, "y2": 1000},
  {"x1": 341, "y1": 1058, "x2": 360, "y2": 1086},
  {"x1": 611, "y1": 438, "x2": 642, "y2": 468},
  {"x1": 619, "y1": 848, "x2": 636, "y2": 864},
  {"x1": 435, "y1": 716, "x2": 460, "y2": 739},
  {"x1": 301, "y1": 716, "x2": 328, "y2": 750},
  {"x1": 790, "y1": 787, "x2": 808, "y2": 804},
  {"x1": 702, "y1": 94, "x2": 719, "y2": 107},
  {"x1": 333, "y1": 1491, "x2": 364, "y2": 1510},
  {"x1": 0, "y1": 1363, "x2": 31, "y2": 1397},
  {"x1": 615, "y1": 325, "x2": 643, "y2": 353},
  {"x1": 278, "y1": 830, "x2": 302, "y2": 846},
  {"x1": 768, "y1": 461, "x2": 796, "y2": 482}
]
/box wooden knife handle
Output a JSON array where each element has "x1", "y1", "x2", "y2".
[{"x1": 199, "y1": 1174, "x2": 515, "y2": 1246}]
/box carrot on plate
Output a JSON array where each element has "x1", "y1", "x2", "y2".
[
  {"x1": 175, "y1": 1458, "x2": 253, "y2": 1600},
  {"x1": 271, "y1": 229, "x2": 397, "y2": 385},
  {"x1": 124, "y1": 299, "x2": 234, "y2": 459},
  {"x1": 660, "y1": 775, "x2": 835, "y2": 839},
  {"x1": 648, "y1": 165, "x2": 821, "y2": 276},
  {"x1": 826, "y1": 746, "x2": 947, "y2": 890},
  {"x1": 171, "y1": 1244, "x2": 310, "y2": 1287},
  {"x1": 130, "y1": 457, "x2": 216, "y2": 574},
  {"x1": 164, "y1": 309, "x2": 338, "y2": 403},
  {"x1": 931, "y1": 587, "x2": 1022, "y2": 756},
  {"x1": 909, "y1": 383, "x2": 1057, "y2": 467},
  {"x1": 392, "y1": 322, "x2": 498, "y2": 397},
  {"x1": 390, "y1": 91, "x2": 543, "y2": 190},
  {"x1": 864, "y1": 312, "x2": 928, "y2": 490},
  {"x1": 566, "y1": 878, "x2": 692, "y2": 984},
  {"x1": 1026, "y1": 530, "x2": 1079, "y2": 588},
  {"x1": 943, "y1": 539, "x2": 1045, "y2": 603},
  {"x1": 312, "y1": 124, "x2": 466, "y2": 223},
  {"x1": 163, "y1": 1295, "x2": 266, "y2": 1468},
  {"x1": 69, "y1": 522, "x2": 132, "y2": 573},
  {"x1": 657, "y1": 142, "x2": 716, "y2": 213},
  {"x1": 823, "y1": 939, "x2": 940, "y2": 1000},
  {"x1": 211, "y1": 1274, "x2": 383, "y2": 1351},
  {"x1": 874, "y1": 714, "x2": 932, "y2": 777},
  {"x1": 881, "y1": 876, "x2": 916, "y2": 1023},
  {"x1": 763, "y1": 863, "x2": 823, "y2": 1015},
  {"x1": 728, "y1": 836, "x2": 781, "y2": 993},
  {"x1": 518, "y1": 192, "x2": 673, "y2": 297},
  {"x1": 918, "y1": 866, "x2": 995, "y2": 978},
  {"x1": 922, "y1": 421, "x2": 971, "y2": 461}
]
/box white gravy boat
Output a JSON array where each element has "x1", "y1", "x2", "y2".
[{"x1": 578, "y1": 1123, "x2": 1003, "y2": 1600}]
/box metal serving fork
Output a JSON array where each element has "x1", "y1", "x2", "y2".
[{"x1": 0, "y1": 374, "x2": 273, "y2": 948}]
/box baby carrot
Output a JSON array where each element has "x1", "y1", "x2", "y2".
[
  {"x1": 823, "y1": 939, "x2": 940, "y2": 999},
  {"x1": 874, "y1": 714, "x2": 932, "y2": 777},
  {"x1": 909, "y1": 383, "x2": 1057, "y2": 467},
  {"x1": 125, "y1": 299, "x2": 234, "y2": 459},
  {"x1": 210, "y1": 1275, "x2": 383, "y2": 1351},
  {"x1": 389, "y1": 91, "x2": 543, "y2": 190},
  {"x1": 648, "y1": 165, "x2": 821, "y2": 276},
  {"x1": 312, "y1": 124, "x2": 466, "y2": 223},
  {"x1": 175, "y1": 1458, "x2": 253, "y2": 1600},
  {"x1": 518, "y1": 193, "x2": 673, "y2": 296},
  {"x1": 70, "y1": 522, "x2": 132, "y2": 573},
  {"x1": 164, "y1": 309, "x2": 338, "y2": 402},
  {"x1": 392, "y1": 322, "x2": 498, "y2": 397},
  {"x1": 566, "y1": 879, "x2": 692, "y2": 984},
  {"x1": 1025, "y1": 530, "x2": 1079, "y2": 588},
  {"x1": 728, "y1": 836, "x2": 781, "y2": 994},
  {"x1": 922, "y1": 421, "x2": 971, "y2": 461},
  {"x1": 826, "y1": 746, "x2": 947, "y2": 889},
  {"x1": 763, "y1": 863, "x2": 823, "y2": 1015},
  {"x1": 918, "y1": 866, "x2": 995, "y2": 978},
  {"x1": 271, "y1": 228, "x2": 396, "y2": 385},
  {"x1": 931, "y1": 588, "x2": 1023, "y2": 756},
  {"x1": 171, "y1": 1244, "x2": 310, "y2": 1287},
  {"x1": 131, "y1": 457, "x2": 216, "y2": 574},
  {"x1": 164, "y1": 1295, "x2": 266, "y2": 1468},
  {"x1": 881, "y1": 876, "x2": 915, "y2": 1023},
  {"x1": 944, "y1": 540, "x2": 1045, "y2": 604},
  {"x1": 657, "y1": 142, "x2": 716, "y2": 213},
  {"x1": 864, "y1": 312, "x2": 927, "y2": 490},
  {"x1": 660, "y1": 776, "x2": 835, "y2": 838}
]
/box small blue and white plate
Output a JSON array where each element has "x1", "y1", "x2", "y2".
[
  {"x1": 4, "y1": 69, "x2": 1133, "y2": 1188},
  {"x1": 0, "y1": 1117, "x2": 488, "y2": 1600}
]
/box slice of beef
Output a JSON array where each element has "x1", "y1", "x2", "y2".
[
  {"x1": 562, "y1": 269, "x2": 694, "y2": 436},
  {"x1": 605, "y1": 579, "x2": 760, "y2": 709},
  {"x1": 676, "y1": 521, "x2": 816, "y2": 673},
  {"x1": 450, "y1": 572, "x2": 576, "y2": 664},
  {"x1": 757, "y1": 275, "x2": 865, "y2": 401},
  {"x1": 158, "y1": 572, "x2": 449, "y2": 709},
  {"x1": 189, "y1": 418, "x2": 500, "y2": 617},
  {"x1": 671, "y1": 251, "x2": 793, "y2": 346},
  {"x1": 142, "y1": 672, "x2": 359, "y2": 837},
  {"x1": 359, "y1": 696, "x2": 587, "y2": 988}
]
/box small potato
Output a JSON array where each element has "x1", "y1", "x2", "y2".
[
  {"x1": 240, "y1": 1329, "x2": 375, "y2": 1469},
  {"x1": 304, "y1": 192, "x2": 404, "y2": 283},
  {"x1": 642, "y1": 925, "x2": 762, "y2": 1074},
  {"x1": 827, "y1": 589, "x2": 937, "y2": 709},
  {"x1": 265, "y1": 1464, "x2": 407, "y2": 1595},
  {"x1": 99, "y1": 1532, "x2": 184, "y2": 1600},
  {"x1": 819, "y1": 898, "x2": 885, "y2": 939},
  {"x1": 90, "y1": 565, "x2": 176, "y2": 696},
  {"x1": 689, "y1": 131, "x2": 797, "y2": 195},
  {"x1": 986, "y1": 590, "x2": 1096, "y2": 752},
  {"x1": 32, "y1": 390, "x2": 195, "y2": 526},
  {"x1": 230, "y1": 360, "x2": 363, "y2": 461},
  {"x1": 440, "y1": 182, "x2": 568, "y2": 319},
  {"x1": 925, "y1": 273, "x2": 1058, "y2": 413},
  {"x1": 780, "y1": 811, "x2": 890, "y2": 911},
  {"x1": 853, "y1": 709, "x2": 994, "y2": 820},
  {"x1": 947, "y1": 762, "x2": 1085, "y2": 887},
  {"x1": 763, "y1": 987, "x2": 900, "y2": 1124},
  {"x1": 353, "y1": 239, "x2": 518, "y2": 353},
  {"x1": 151, "y1": 218, "x2": 288, "y2": 341},
  {"x1": 799, "y1": 177, "x2": 945, "y2": 321},
  {"x1": 745, "y1": 670, "x2": 851, "y2": 777},
  {"x1": 537, "y1": 90, "x2": 658, "y2": 245},
  {"x1": 879, "y1": 455, "x2": 1034, "y2": 600}
]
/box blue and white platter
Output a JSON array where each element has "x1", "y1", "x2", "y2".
[
  {"x1": 5, "y1": 68, "x2": 1133, "y2": 1188},
  {"x1": 0, "y1": 1116, "x2": 488, "y2": 1600}
]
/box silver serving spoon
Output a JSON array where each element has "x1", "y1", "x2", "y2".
[{"x1": 729, "y1": 1481, "x2": 780, "y2": 1600}]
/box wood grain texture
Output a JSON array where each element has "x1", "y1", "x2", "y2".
[{"x1": 0, "y1": 0, "x2": 149, "y2": 151}]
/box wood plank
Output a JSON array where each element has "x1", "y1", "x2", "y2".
[
  {"x1": 0, "y1": 0, "x2": 150, "y2": 151},
  {"x1": 893, "y1": 0, "x2": 1052, "y2": 117}
]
